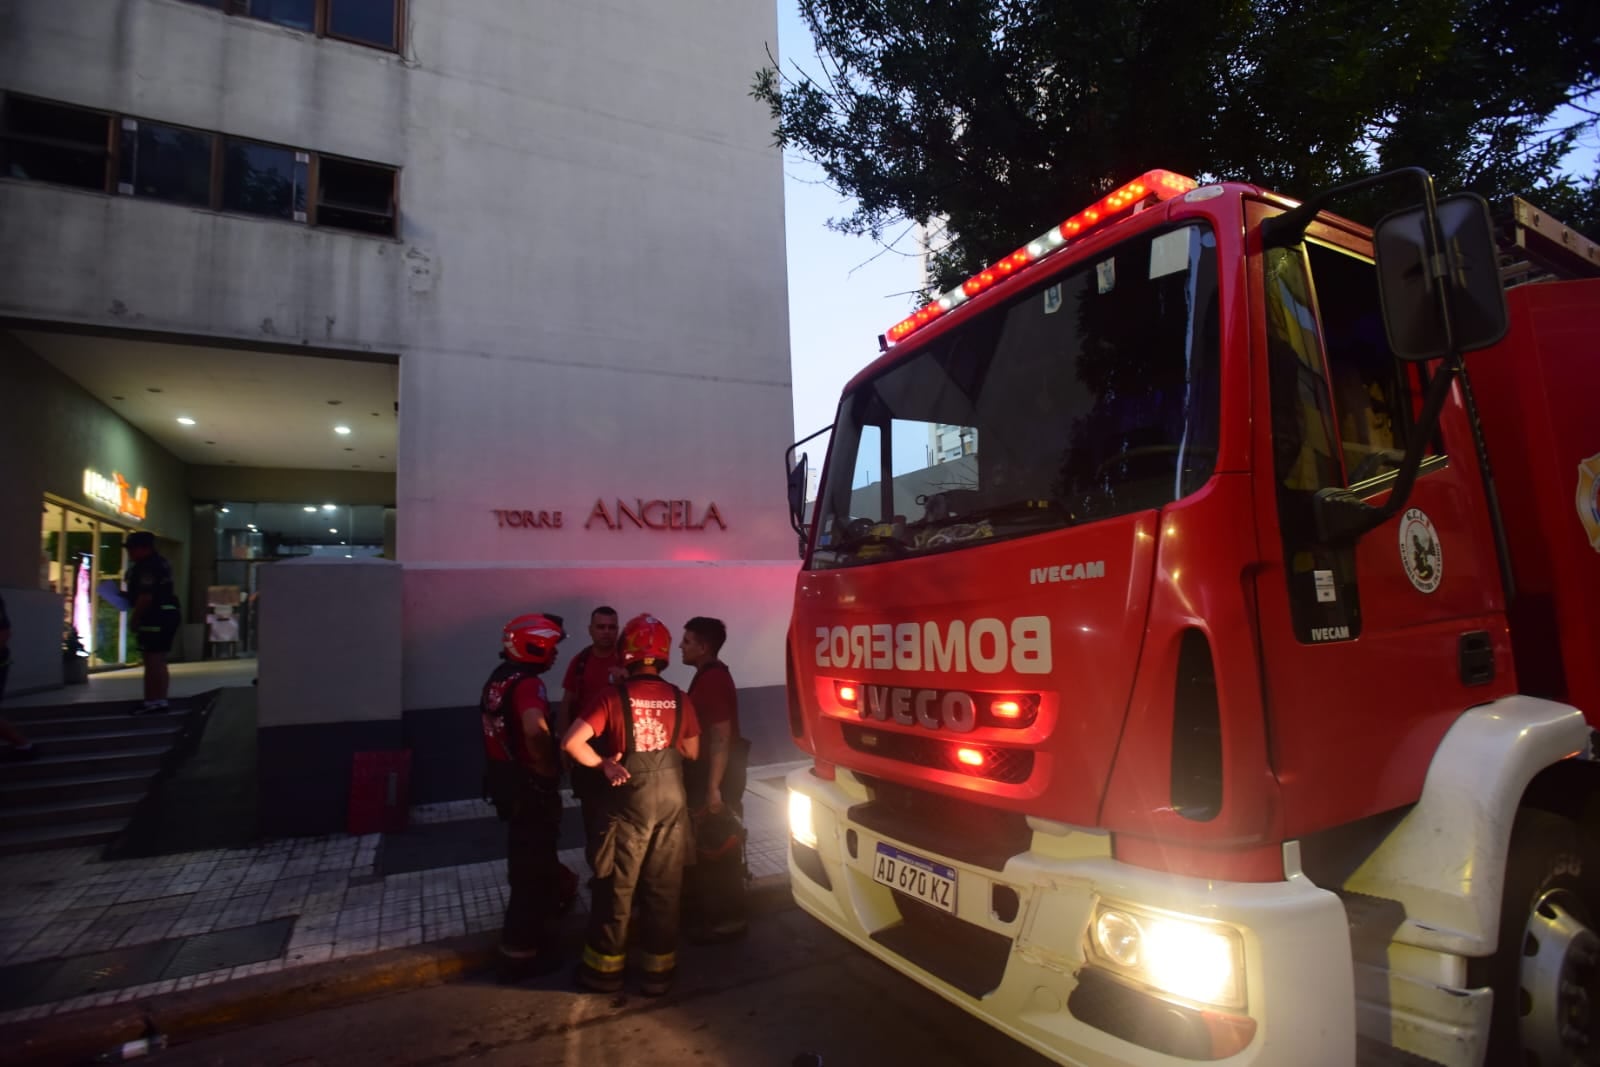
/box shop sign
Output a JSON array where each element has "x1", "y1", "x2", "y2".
[
  {"x1": 83, "y1": 468, "x2": 149, "y2": 521},
  {"x1": 585, "y1": 499, "x2": 726, "y2": 531}
]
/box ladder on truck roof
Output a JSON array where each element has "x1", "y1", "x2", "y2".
[{"x1": 1495, "y1": 196, "x2": 1600, "y2": 285}]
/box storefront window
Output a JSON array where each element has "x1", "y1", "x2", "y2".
[{"x1": 42, "y1": 498, "x2": 133, "y2": 668}]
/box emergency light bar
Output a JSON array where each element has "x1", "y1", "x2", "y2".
[{"x1": 885, "y1": 169, "x2": 1198, "y2": 346}]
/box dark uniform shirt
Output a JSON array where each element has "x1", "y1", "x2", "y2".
[{"x1": 125, "y1": 552, "x2": 178, "y2": 615}]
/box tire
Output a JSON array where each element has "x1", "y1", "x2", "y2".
[{"x1": 1483, "y1": 808, "x2": 1600, "y2": 1066}]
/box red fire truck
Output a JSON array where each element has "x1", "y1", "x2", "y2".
[{"x1": 781, "y1": 168, "x2": 1600, "y2": 1066}]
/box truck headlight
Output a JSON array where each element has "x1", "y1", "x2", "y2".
[
  {"x1": 1088, "y1": 901, "x2": 1245, "y2": 1010},
  {"x1": 789, "y1": 790, "x2": 818, "y2": 849}
]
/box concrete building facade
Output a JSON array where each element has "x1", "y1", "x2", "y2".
[{"x1": 0, "y1": 0, "x2": 798, "y2": 833}]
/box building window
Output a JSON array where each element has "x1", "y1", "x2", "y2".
[
  {"x1": 0, "y1": 96, "x2": 111, "y2": 191},
  {"x1": 327, "y1": 0, "x2": 398, "y2": 49},
  {"x1": 222, "y1": 139, "x2": 309, "y2": 221},
  {"x1": 1, "y1": 93, "x2": 397, "y2": 237},
  {"x1": 117, "y1": 119, "x2": 215, "y2": 207},
  {"x1": 316, "y1": 156, "x2": 396, "y2": 236},
  {"x1": 246, "y1": 0, "x2": 316, "y2": 33},
  {"x1": 181, "y1": 0, "x2": 402, "y2": 53}
]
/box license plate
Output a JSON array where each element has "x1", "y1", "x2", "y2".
[{"x1": 873, "y1": 843, "x2": 957, "y2": 914}]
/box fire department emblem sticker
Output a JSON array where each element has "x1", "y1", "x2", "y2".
[
  {"x1": 1579, "y1": 453, "x2": 1600, "y2": 552},
  {"x1": 1399, "y1": 508, "x2": 1442, "y2": 593}
]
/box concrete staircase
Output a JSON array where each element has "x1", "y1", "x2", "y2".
[{"x1": 0, "y1": 699, "x2": 208, "y2": 856}]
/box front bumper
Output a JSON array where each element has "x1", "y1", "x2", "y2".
[{"x1": 787, "y1": 768, "x2": 1356, "y2": 1066}]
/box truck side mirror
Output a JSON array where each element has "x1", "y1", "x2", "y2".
[
  {"x1": 787, "y1": 452, "x2": 810, "y2": 557},
  {"x1": 787, "y1": 453, "x2": 809, "y2": 525},
  {"x1": 1374, "y1": 193, "x2": 1509, "y2": 362}
]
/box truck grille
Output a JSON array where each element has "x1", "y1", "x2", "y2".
[{"x1": 840, "y1": 724, "x2": 1034, "y2": 784}]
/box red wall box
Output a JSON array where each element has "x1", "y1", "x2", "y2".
[{"x1": 348, "y1": 749, "x2": 413, "y2": 835}]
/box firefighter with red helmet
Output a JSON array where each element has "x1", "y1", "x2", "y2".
[
  {"x1": 481, "y1": 612, "x2": 574, "y2": 982},
  {"x1": 562, "y1": 612, "x2": 701, "y2": 995}
]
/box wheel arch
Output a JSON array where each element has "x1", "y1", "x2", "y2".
[{"x1": 1341, "y1": 696, "x2": 1591, "y2": 957}]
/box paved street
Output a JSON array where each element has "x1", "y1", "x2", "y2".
[{"x1": 149, "y1": 904, "x2": 1052, "y2": 1067}]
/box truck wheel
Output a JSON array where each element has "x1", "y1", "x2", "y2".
[{"x1": 1486, "y1": 808, "x2": 1600, "y2": 1065}]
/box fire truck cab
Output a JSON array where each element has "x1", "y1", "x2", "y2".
[{"x1": 782, "y1": 169, "x2": 1600, "y2": 1066}]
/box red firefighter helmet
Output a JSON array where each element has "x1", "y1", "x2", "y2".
[
  {"x1": 502, "y1": 613, "x2": 566, "y2": 667},
  {"x1": 620, "y1": 613, "x2": 672, "y2": 666}
]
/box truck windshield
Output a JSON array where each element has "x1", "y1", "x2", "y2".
[{"x1": 811, "y1": 223, "x2": 1220, "y2": 570}]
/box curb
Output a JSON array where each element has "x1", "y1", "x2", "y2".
[{"x1": 0, "y1": 873, "x2": 793, "y2": 1065}]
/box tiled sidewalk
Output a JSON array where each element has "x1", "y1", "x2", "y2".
[{"x1": 0, "y1": 764, "x2": 802, "y2": 1025}]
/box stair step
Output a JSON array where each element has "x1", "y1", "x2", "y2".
[
  {"x1": 0, "y1": 818, "x2": 128, "y2": 857},
  {"x1": 17, "y1": 728, "x2": 182, "y2": 758},
  {"x1": 0, "y1": 770, "x2": 159, "y2": 805},
  {"x1": 0, "y1": 702, "x2": 191, "y2": 725},
  {"x1": 16, "y1": 712, "x2": 193, "y2": 739},
  {"x1": 0, "y1": 793, "x2": 145, "y2": 832},
  {"x1": 0, "y1": 747, "x2": 170, "y2": 782}
]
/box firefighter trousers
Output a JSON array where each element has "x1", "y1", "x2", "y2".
[
  {"x1": 580, "y1": 755, "x2": 687, "y2": 988},
  {"x1": 501, "y1": 773, "x2": 564, "y2": 957}
]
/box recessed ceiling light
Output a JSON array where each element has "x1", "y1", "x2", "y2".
[
  {"x1": 303, "y1": 506, "x2": 317, "y2": 513},
  {"x1": 177, "y1": 416, "x2": 196, "y2": 426},
  {"x1": 329, "y1": 528, "x2": 338, "y2": 534},
  {"x1": 328, "y1": 399, "x2": 342, "y2": 405},
  {"x1": 219, "y1": 507, "x2": 230, "y2": 514},
  {"x1": 335, "y1": 425, "x2": 352, "y2": 435},
  {"x1": 147, "y1": 387, "x2": 163, "y2": 394},
  {"x1": 322, "y1": 504, "x2": 336, "y2": 511},
  {"x1": 205, "y1": 440, "x2": 216, "y2": 445},
  {"x1": 111, "y1": 395, "x2": 125, "y2": 401}
]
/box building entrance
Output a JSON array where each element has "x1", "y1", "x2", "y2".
[{"x1": 41, "y1": 498, "x2": 133, "y2": 669}]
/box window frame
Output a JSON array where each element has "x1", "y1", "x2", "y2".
[
  {"x1": 0, "y1": 92, "x2": 400, "y2": 239},
  {"x1": 180, "y1": 0, "x2": 404, "y2": 54},
  {"x1": 312, "y1": 152, "x2": 399, "y2": 236},
  {"x1": 0, "y1": 93, "x2": 115, "y2": 193},
  {"x1": 116, "y1": 115, "x2": 220, "y2": 209}
]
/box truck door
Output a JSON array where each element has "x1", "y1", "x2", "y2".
[{"x1": 1249, "y1": 208, "x2": 1514, "y2": 837}]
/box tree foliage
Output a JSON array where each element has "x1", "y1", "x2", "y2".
[{"x1": 754, "y1": 0, "x2": 1600, "y2": 291}]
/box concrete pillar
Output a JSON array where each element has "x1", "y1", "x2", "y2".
[{"x1": 257, "y1": 557, "x2": 402, "y2": 837}]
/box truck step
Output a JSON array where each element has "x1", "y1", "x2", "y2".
[{"x1": 1356, "y1": 1034, "x2": 1449, "y2": 1066}]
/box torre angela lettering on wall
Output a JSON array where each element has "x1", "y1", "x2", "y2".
[
  {"x1": 586, "y1": 498, "x2": 726, "y2": 531},
  {"x1": 492, "y1": 500, "x2": 727, "y2": 531}
]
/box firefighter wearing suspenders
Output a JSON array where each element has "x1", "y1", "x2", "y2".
[
  {"x1": 562, "y1": 613, "x2": 701, "y2": 995},
  {"x1": 480, "y1": 613, "x2": 571, "y2": 982}
]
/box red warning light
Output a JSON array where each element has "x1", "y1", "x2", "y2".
[
  {"x1": 956, "y1": 747, "x2": 985, "y2": 768},
  {"x1": 836, "y1": 682, "x2": 860, "y2": 708},
  {"x1": 884, "y1": 169, "x2": 1199, "y2": 347},
  {"x1": 991, "y1": 699, "x2": 1023, "y2": 720}
]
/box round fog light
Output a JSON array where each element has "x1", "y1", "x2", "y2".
[{"x1": 1095, "y1": 909, "x2": 1142, "y2": 968}]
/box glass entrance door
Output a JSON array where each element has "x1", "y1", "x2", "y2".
[{"x1": 41, "y1": 498, "x2": 131, "y2": 668}]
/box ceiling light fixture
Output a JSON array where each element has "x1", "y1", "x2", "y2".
[
  {"x1": 329, "y1": 528, "x2": 338, "y2": 534},
  {"x1": 334, "y1": 425, "x2": 352, "y2": 435},
  {"x1": 322, "y1": 504, "x2": 336, "y2": 511},
  {"x1": 303, "y1": 506, "x2": 317, "y2": 513},
  {"x1": 177, "y1": 417, "x2": 195, "y2": 425}
]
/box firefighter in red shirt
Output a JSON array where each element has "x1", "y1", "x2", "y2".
[
  {"x1": 481, "y1": 613, "x2": 571, "y2": 982},
  {"x1": 563, "y1": 613, "x2": 701, "y2": 995},
  {"x1": 560, "y1": 605, "x2": 625, "y2": 870},
  {"x1": 680, "y1": 616, "x2": 750, "y2": 942}
]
